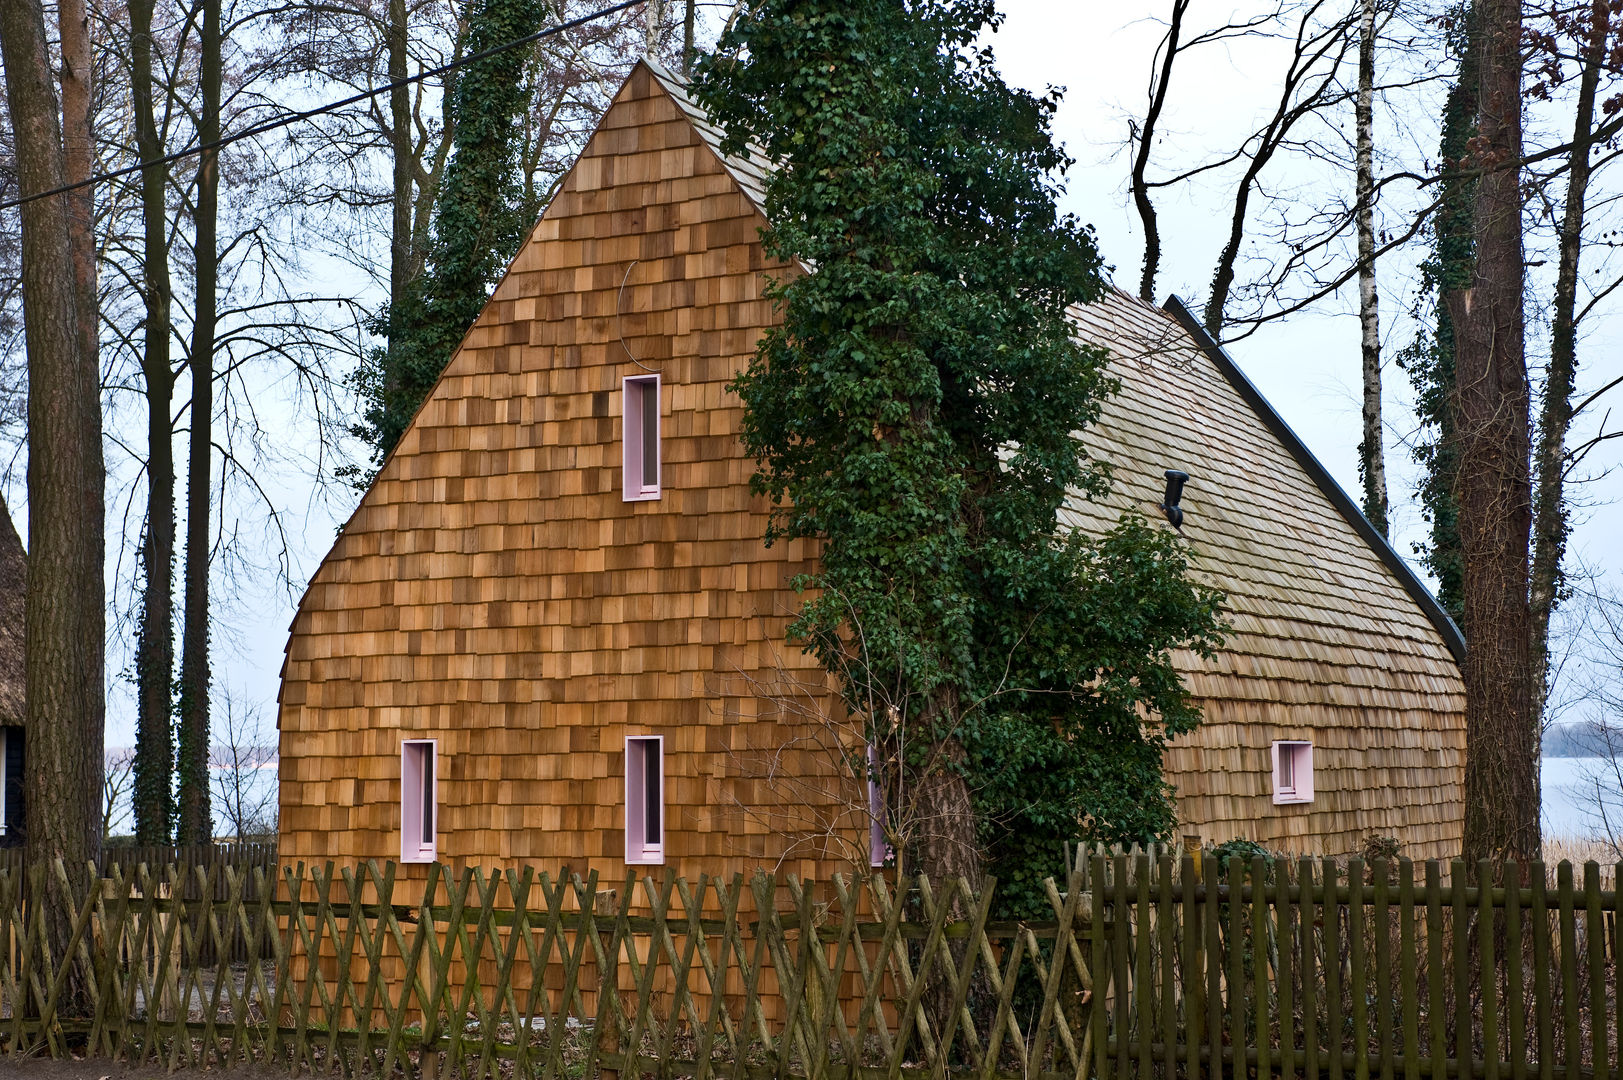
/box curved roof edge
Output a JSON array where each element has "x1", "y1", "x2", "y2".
[{"x1": 1161, "y1": 295, "x2": 1466, "y2": 666}]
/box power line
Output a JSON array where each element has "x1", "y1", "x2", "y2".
[{"x1": 0, "y1": 0, "x2": 649, "y2": 213}]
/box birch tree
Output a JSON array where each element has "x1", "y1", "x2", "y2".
[{"x1": 1354, "y1": 0, "x2": 1387, "y2": 535}]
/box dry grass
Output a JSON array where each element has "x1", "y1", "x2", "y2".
[{"x1": 1542, "y1": 831, "x2": 1622, "y2": 872}]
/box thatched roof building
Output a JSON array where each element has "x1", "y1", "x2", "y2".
[{"x1": 0, "y1": 497, "x2": 22, "y2": 730}]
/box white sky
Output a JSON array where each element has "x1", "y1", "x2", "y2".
[{"x1": 84, "y1": 0, "x2": 1622, "y2": 748}]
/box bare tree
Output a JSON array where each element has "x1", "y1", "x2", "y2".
[
  {"x1": 1530, "y1": 0, "x2": 1617, "y2": 722},
  {"x1": 176, "y1": 0, "x2": 223, "y2": 845},
  {"x1": 127, "y1": 0, "x2": 178, "y2": 845},
  {"x1": 103, "y1": 747, "x2": 136, "y2": 839},
  {"x1": 1552, "y1": 582, "x2": 1623, "y2": 857},
  {"x1": 209, "y1": 693, "x2": 276, "y2": 841}
]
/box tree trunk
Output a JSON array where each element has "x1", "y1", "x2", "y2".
[
  {"x1": 0, "y1": 0, "x2": 105, "y2": 990},
  {"x1": 131, "y1": 0, "x2": 177, "y2": 845},
  {"x1": 58, "y1": 0, "x2": 104, "y2": 865},
  {"x1": 1411, "y1": 9, "x2": 1480, "y2": 630},
  {"x1": 1448, "y1": 0, "x2": 1537, "y2": 866},
  {"x1": 644, "y1": 0, "x2": 662, "y2": 52},
  {"x1": 908, "y1": 689, "x2": 981, "y2": 890},
  {"x1": 683, "y1": 0, "x2": 697, "y2": 74},
  {"x1": 1531, "y1": 1, "x2": 1608, "y2": 722},
  {"x1": 1132, "y1": 0, "x2": 1187, "y2": 303},
  {"x1": 177, "y1": 0, "x2": 221, "y2": 845},
  {"x1": 388, "y1": 0, "x2": 412, "y2": 310},
  {"x1": 1354, "y1": 0, "x2": 1387, "y2": 536}
]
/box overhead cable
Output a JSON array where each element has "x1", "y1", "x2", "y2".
[{"x1": 0, "y1": 0, "x2": 647, "y2": 213}]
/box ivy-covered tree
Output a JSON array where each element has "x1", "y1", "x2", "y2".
[
  {"x1": 1398, "y1": 6, "x2": 1478, "y2": 630},
  {"x1": 357, "y1": 0, "x2": 547, "y2": 461},
  {"x1": 691, "y1": 0, "x2": 1225, "y2": 912}
]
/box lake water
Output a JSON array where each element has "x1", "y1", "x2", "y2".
[{"x1": 1541, "y1": 756, "x2": 1623, "y2": 840}]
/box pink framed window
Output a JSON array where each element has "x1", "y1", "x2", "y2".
[
  {"x1": 622, "y1": 374, "x2": 661, "y2": 501},
  {"x1": 401, "y1": 739, "x2": 438, "y2": 863},
  {"x1": 626, "y1": 736, "x2": 664, "y2": 864},
  {"x1": 1271, "y1": 740, "x2": 1314, "y2": 805},
  {"x1": 867, "y1": 743, "x2": 890, "y2": 868}
]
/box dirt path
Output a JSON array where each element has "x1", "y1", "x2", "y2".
[{"x1": 0, "y1": 1057, "x2": 294, "y2": 1079}]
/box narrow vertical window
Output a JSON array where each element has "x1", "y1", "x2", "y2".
[
  {"x1": 1271, "y1": 740, "x2": 1314, "y2": 805},
  {"x1": 401, "y1": 739, "x2": 438, "y2": 862},
  {"x1": 867, "y1": 743, "x2": 889, "y2": 868},
  {"x1": 625, "y1": 736, "x2": 664, "y2": 864},
  {"x1": 2, "y1": 727, "x2": 22, "y2": 839},
  {"x1": 623, "y1": 374, "x2": 661, "y2": 501}
]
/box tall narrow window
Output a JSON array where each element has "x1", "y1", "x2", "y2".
[
  {"x1": 1271, "y1": 740, "x2": 1314, "y2": 805},
  {"x1": 623, "y1": 374, "x2": 661, "y2": 501},
  {"x1": 0, "y1": 728, "x2": 9, "y2": 834},
  {"x1": 867, "y1": 743, "x2": 890, "y2": 868},
  {"x1": 401, "y1": 739, "x2": 438, "y2": 863},
  {"x1": 1, "y1": 727, "x2": 22, "y2": 840},
  {"x1": 626, "y1": 736, "x2": 664, "y2": 864}
]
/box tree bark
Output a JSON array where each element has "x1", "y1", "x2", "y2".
[
  {"x1": 58, "y1": 0, "x2": 97, "y2": 417},
  {"x1": 908, "y1": 699, "x2": 979, "y2": 1036},
  {"x1": 177, "y1": 0, "x2": 221, "y2": 845},
  {"x1": 1448, "y1": 0, "x2": 1537, "y2": 866},
  {"x1": 0, "y1": 0, "x2": 105, "y2": 982},
  {"x1": 388, "y1": 0, "x2": 413, "y2": 310},
  {"x1": 1531, "y1": 1, "x2": 1608, "y2": 722},
  {"x1": 130, "y1": 0, "x2": 177, "y2": 845},
  {"x1": 1132, "y1": 0, "x2": 1187, "y2": 303},
  {"x1": 58, "y1": 0, "x2": 104, "y2": 866},
  {"x1": 1355, "y1": 0, "x2": 1388, "y2": 536},
  {"x1": 683, "y1": 0, "x2": 697, "y2": 74}
]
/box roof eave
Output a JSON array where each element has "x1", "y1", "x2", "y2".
[{"x1": 1161, "y1": 294, "x2": 1467, "y2": 667}]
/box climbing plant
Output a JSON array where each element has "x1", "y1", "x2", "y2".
[
  {"x1": 692, "y1": 0, "x2": 1226, "y2": 916},
  {"x1": 356, "y1": 0, "x2": 548, "y2": 462}
]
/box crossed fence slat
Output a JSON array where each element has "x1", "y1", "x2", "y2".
[{"x1": 0, "y1": 854, "x2": 1620, "y2": 1080}]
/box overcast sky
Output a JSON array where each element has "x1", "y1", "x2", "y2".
[{"x1": 991, "y1": 0, "x2": 1622, "y2": 677}]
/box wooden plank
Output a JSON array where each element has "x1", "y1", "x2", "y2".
[
  {"x1": 1398, "y1": 860, "x2": 1419, "y2": 1080},
  {"x1": 1584, "y1": 862, "x2": 1606, "y2": 1079},
  {"x1": 1302, "y1": 857, "x2": 1320, "y2": 1080},
  {"x1": 1531, "y1": 862, "x2": 1553, "y2": 1080},
  {"x1": 1559, "y1": 861, "x2": 1580, "y2": 1076}
]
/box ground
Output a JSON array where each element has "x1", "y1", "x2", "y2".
[{"x1": 0, "y1": 1059, "x2": 293, "y2": 1079}]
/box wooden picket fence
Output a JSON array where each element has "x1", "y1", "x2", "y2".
[
  {"x1": 0, "y1": 841, "x2": 277, "y2": 879},
  {"x1": 1082, "y1": 852, "x2": 1621, "y2": 1080},
  {"x1": 0, "y1": 853, "x2": 1616, "y2": 1079}
]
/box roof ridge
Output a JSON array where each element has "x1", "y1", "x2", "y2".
[{"x1": 637, "y1": 58, "x2": 769, "y2": 211}]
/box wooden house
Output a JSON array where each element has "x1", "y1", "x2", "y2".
[{"x1": 277, "y1": 60, "x2": 1466, "y2": 890}]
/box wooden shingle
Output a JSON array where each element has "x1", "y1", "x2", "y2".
[{"x1": 279, "y1": 59, "x2": 1467, "y2": 898}]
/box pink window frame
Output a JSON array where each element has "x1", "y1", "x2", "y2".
[
  {"x1": 625, "y1": 735, "x2": 665, "y2": 865},
  {"x1": 622, "y1": 374, "x2": 662, "y2": 501},
  {"x1": 867, "y1": 743, "x2": 890, "y2": 868},
  {"x1": 1271, "y1": 740, "x2": 1314, "y2": 805},
  {"x1": 401, "y1": 738, "x2": 438, "y2": 863}
]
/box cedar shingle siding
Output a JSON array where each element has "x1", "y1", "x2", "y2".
[{"x1": 278, "y1": 61, "x2": 1466, "y2": 887}]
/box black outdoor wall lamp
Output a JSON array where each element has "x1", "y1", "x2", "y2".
[{"x1": 1161, "y1": 469, "x2": 1190, "y2": 529}]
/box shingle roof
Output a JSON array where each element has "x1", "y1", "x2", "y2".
[
  {"x1": 643, "y1": 58, "x2": 769, "y2": 210},
  {"x1": 1061, "y1": 289, "x2": 1462, "y2": 678}
]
